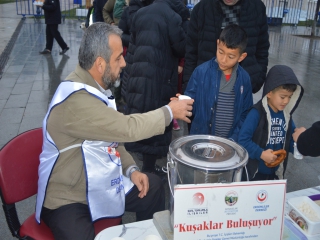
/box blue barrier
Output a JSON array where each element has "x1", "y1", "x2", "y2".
[
  {"x1": 15, "y1": 0, "x2": 85, "y2": 18},
  {"x1": 16, "y1": 0, "x2": 42, "y2": 17},
  {"x1": 73, "y1": 0, "x2": 81, "y2": 5},
  {"x1": 263, "y1": 0, "x2": 319, "y2": 26}
]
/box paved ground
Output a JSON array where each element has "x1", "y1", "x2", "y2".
[
  {"x1": 0, "y1": 3, "x2": 21, "y2": 55},
  {"x1": 0, "y1": 3, "x2": 320, "y2": 239}
]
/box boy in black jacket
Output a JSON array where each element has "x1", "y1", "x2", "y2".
[{"x1": 239, "y1": 65, "x2": 304, "y2": 181}]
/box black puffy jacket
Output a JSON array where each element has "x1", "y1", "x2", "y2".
[
  {"x1": 118, "y1": 0, "x2": 150, "y2": 48},
  {"x1": 123, "y1": 0, "x2": 189, "y2": 156},
  {"x1": 42, "y1": 0, "x2": 62, "y2": 25},
  {"x1": 120, "y1": 0, "x2": 154, "y2": 95},
  {"x1": 118, "y1": 6, "x2": 130, "y2": 47},
  {"x1": 183, "y1": 0, "x2": 270, "y2": 93}
]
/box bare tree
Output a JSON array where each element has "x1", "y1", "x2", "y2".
[{"x1": 311, "y1": 0, "x2": 320, "y2": 36}]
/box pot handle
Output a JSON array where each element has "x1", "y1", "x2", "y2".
[
  {"x1": 166, "y1": 162, "x2": 174, "y2": 197},
  {"x1": 244, "y1": 165, "x2": 249, "y2": 181}
]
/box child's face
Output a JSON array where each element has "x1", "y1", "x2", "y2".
[
  {"x1": 216, "y1": 40, "x2": 247, "y2": 75},
  {"x1": 267, "y1": 88, "x2": 294, "y2": 112}
]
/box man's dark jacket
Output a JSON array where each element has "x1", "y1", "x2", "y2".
[
  {"x1": 183, "y1": 0, "x2": 270, "y2": 93},
  {"x1": 123, "y1": 0, "x2": 189, "y2": 156},
  {"x1": 42, "y1": 0, "x2": 62, "y2": 24},
  {"x1": 297, "y1": 121, "x2": 320, "y2": 157}
]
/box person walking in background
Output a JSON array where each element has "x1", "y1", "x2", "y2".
[
  {"x1": 183, "y1": 0, "x2": 270, "y2": 94},
  {"x1": 38, "y1": 0, "x2": 69, "y2": 55},
  {"x1": 122, "y1": 0, "x2": 189, "y2": 176},
  {"x1": 293, "y1": 122, "x2": 320, "y2": 157},
  {"x1": 239, "y1": 65, "x2": 304, "y2": 181}
]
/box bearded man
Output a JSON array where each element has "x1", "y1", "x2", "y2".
[{"x1": 35, "y1": 22, "x2": 194, "y2": 240}]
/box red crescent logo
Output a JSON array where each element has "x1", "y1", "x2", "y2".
[
  {"x1": 257, "y1": 191, "x2": 268, "y2": 203},
  {"x1": 258, "y1": 194, "x2": 267, "y2": 202}
]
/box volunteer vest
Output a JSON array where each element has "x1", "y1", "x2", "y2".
[{"x1": 35, "y1": 81, "x2": 133, "y2": 223}]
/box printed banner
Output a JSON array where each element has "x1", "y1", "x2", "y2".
[{"x1": 174, "y1": 180, "x2": 286, "y2": 240}]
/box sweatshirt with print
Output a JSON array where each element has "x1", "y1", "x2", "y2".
[{"x1": 239, "y1": 65, "x2": 304, "y2": 179}]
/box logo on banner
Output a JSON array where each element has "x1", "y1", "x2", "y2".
[
  {"x1": 253, "y1": 190, "x2": 270, "y2": 212},
  {"x1": 256, "y1": 190, "x2": 268, "y2": 203},
  {"x1": 193, "y1": 192, "x2": 205, "y2": 205},
  {"x1": 186, "y1": 192, "x2": 208, "y2": 217},
  {"x1": 225, "y1": 191, "x2": 238, "y2": 206}
]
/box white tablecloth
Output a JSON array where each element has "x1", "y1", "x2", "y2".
[
  {"x1": 94, "y1": 219, "x2": 161, "y2": 240},
  {"x1": 95, "y1": 185, "x2": 320, "y2": 240}
]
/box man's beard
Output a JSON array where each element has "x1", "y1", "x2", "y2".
[{"x1": 102, "y1": 64, "x2": 121, "y2": 89}]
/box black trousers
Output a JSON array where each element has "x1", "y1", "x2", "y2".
[
  {"x1": 142, "y1": 153, "x2": 157, "y2": 171},
  {"x1": 41, "y1": 172, "x2": 165, "y2": 240},
  {"x1": 45, "y1": 24, "x2": 67, "y2": 51}
]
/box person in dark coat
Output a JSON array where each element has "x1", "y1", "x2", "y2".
[
  {"x1": 118, "y1": 6, "x2": 130, "y2": 47},
  {"x1": 183, "y1": 0, "x2": 270, "y2": 94},
  {"x1": 123, "y1": 0, "x2": 189, "y2": 174},
  {"x1": 38, "y1": 0, "x2": 69, "y2": 55},
  {"x1": 93, "y1": 0, "x2": 108, "y2": 22},
  {"x1": 119, "y1": 0, "x2": 155, "y2": 100},
  {"x1": 293, "y1": 122, "x2": 320, "y2": 157}
]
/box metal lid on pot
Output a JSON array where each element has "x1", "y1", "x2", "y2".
[{"x1": 169, "y1": 135, "x2": 248, "y2": 171}]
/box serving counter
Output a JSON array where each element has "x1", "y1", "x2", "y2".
[{"x1": 94, "y1": 185, "x2": 320, "y2": 240}]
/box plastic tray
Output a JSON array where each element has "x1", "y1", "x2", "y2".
[{"x1": 287, "y1": 196, "x2": 320, "y2": 236}]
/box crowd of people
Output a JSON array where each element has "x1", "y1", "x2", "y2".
[{"x1": 35, "y1": 0, "x2": 319, "y2": 239}]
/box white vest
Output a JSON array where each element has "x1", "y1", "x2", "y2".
[{"x1": 36, "y1": 82, "x2": 134, "y2": 223}]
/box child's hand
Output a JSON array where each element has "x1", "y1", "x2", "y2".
[
  {"x1": 178, "y1": 66, "x2": 183, "y2": 74},
  {"x1": 260, "y1": 149, "x2": 277, "y2": 164},
  {"x1": 170, "y1": 93, "x2": 181, "y2": 101},
  {"x1": 292, "y1": 127, "x2": 306, "y2": 142}
]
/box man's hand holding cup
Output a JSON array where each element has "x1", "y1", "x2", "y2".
[{"x1": 168, "y1": 94, "x2": 193, "y2": 123}]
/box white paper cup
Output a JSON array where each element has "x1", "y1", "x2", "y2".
[
  {"x1": 293, "y1": 142, "x2": 303, "y2": 159},
  {"x1": 178, "y1": 95, "x2": 191, "y2": 100},
  {"x1": 111, "y1": 237, "x2": 125, "y2": 240},
  {"x1": 144, "y1": 235, "x2": 161, "y2": 240}
]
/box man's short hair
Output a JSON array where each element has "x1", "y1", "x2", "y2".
[
  {"x1": 79, "y1": 23, "x2": 122, "y2": 70},
  {"x1": 219, "y1": 24, "x2": 247, "y2": 53},
  {"x1": 273, "y1": 84, "x2": 297, "y2": 93}
]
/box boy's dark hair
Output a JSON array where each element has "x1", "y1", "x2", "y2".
[
  {"x1": 219, "y1": 24, "x2": 247, "y2": 53},
  {"x1": 273, "y1": 84, "x2": 297, "y2": 93}
]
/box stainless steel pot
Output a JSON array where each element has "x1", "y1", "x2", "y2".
[{"x1": 167, "y1": 135, "x2": 248, "y2": 230}]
